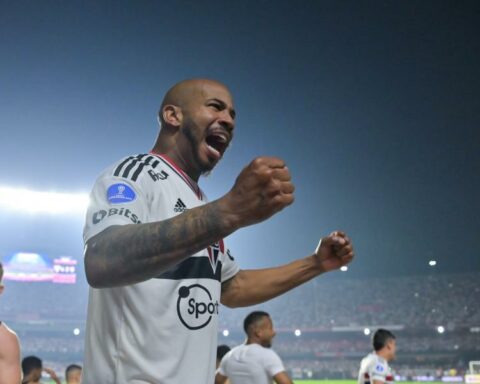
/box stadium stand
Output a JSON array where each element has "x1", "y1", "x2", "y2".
[{"x1": 1, "y1": 271, "x2": 478, "y2": 380}]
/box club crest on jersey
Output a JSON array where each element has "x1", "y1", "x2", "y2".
[
  {"x1": 107, "y1": 183, "x2": 136, "y2": 204},
  {"x1": 207, "y1": 240, "x2": 224, "y2": 274}
]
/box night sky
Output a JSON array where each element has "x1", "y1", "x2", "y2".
[{"x1": 0, "y1": 0, "x2": 479, "y2": 279}]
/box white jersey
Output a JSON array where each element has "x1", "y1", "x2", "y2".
[
  {"x1": 218, "y1": 343, "x2": 286, "y2": 384},
  {"x1": 358, "y1": 352, "x2": 394, "y2": 384},
  {"x1": 82, "y1": 153, "x2": 240, "y2": 384}
]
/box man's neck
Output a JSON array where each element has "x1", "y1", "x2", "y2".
[{"x1": 151, "y1": 148, "x2": 201, "y2": 182}]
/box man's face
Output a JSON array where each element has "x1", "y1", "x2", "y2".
[
  {"x1": 32, "y1": 368, "x2": 42, "y2": 381},
  {"x1": 386, "y1": 339, "x2": 397, "y2": 361},
  {"x1": 66, "y1": 368, "x2": 82, "y2": 384},
  {"x1": 178, "y1": 81, "x2": 235, "y2": 175},
  {"x1": 257, "y1": 316, "x2": 276, "y2": 348}
]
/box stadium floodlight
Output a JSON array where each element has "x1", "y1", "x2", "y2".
[
  {"x1": 340, "y1": 266, "x2": 348, "y2": 272},
  {"x1": 437, "y1": 326, "x2": 445, "y2": 334},
  {"x1": 73, "y1": 328, "x2": 80, "y2": 336},
  {"x1": 294, "y1": 329, "x2": 301, "y2": 337},
  {"x1": 222, "y1": 329, "x2": 229, "y2": 337},
  {"x1": 429, "y1": 260, "x2": 437, "y2": 266},
  {"x1": 0, "y1": 185, "x2": 89, "y2": 215},
  {"x1": 364, "y1": 328, "x2": 371, "y2": 336}
]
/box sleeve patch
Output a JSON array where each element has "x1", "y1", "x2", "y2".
[{"x1": 107, "y1": 183, "x2": 136, "y2": 204}]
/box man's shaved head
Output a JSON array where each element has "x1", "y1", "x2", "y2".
[{"x1": 159, "y1": 79, "x2": 232, "y2": 126}]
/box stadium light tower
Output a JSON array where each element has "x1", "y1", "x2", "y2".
[
  {"x1": 429, "y1": 260, "x2": 437, "y2": 267},
  {"x1": 437, "y1": 326, "x2": 445, "y2": 334},
  {"x1": 294, "y1": 329, "x2": 301, "y2": 337},
  {"x1": 364, "y1": 328, "x2": 371, "y2": 336},
  {"x1": 222, "y1": 329, "x2": 229, "y2": 337},
  {"x1": 340, "y1": 266, "x2": 348, "y2": 272}
]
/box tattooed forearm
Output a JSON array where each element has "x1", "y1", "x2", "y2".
[{"x1": 85, "y1": 199, "x2": 238, "y2": 288}]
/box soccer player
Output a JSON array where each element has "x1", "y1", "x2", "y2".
[
  {"x1": 21, "y1": 356, "x2": 61, "y2": 384},
  {"x1": 0, "y1": 262, "x2": 22, "y2": 384},
  {"x1": 217, "y1": 345, "x2": 231, "y2": 369},
  {"x1": 83, "y1": 78, "x2": 354, "y2": 383},
  {"x1": 216, "y1": 311, "x2": 293, "y2": 384},
  {"x1": 358, "y1": 329, "x2": 396, "y2": 384},
  {"x1": 65, "y1": 364, "x2": 82, "y2": 384}
]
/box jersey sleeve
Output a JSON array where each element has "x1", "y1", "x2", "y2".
[
  {"x1": 83, "y1": 163, "x2": 149, "y2": 243},
  {"x1": 264, "y1": 349, "x2": 286, "y2": 377},
  {"x1": 369, "y1": 360, "x2": 389, "y2": 382},
  {"x1": 220, "y1": 246, "x2": 240, "y2": 282},
  {"x1": 217, "y1": 351, "x2": 231, "y2": 376}
]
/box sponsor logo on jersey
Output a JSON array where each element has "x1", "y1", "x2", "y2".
[
  {"x1": 148, "y1": 169, "x2": 169, "y2": 181},
  {"x1": 176, "y1": 283, "x2": 219, "y2": 330},
  {"x1": 174, "y1": 198, "x2": 187, "y2": 213},
  {"x1": 207, "y1": 240, "x2": 224, "y2": 274},
  {"x1": 92, "y1": 208, "x2": 142, "y2": 225},
  {"x1": 376, "y1": 364, "x2": 384, "y2": 372},
  {"x1": 107, "y1": 183, "x2": 136, "y2": 204}
]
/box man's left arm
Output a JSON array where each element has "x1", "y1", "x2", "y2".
[{"x1": 221, "y1": 231, "x2": 353, "y2": 307}]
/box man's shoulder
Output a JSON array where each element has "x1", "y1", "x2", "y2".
[
  {"x1": 0, "y1": 322, "x2": 20, "y2": 349},
  {"x1": 247, "y1": 344, "x2": 280, "y2": 359},
  {"x1": 103, "y1": 153, "x2": 167, "y2": 181},
  {"x1": 93, "y1": 153, "x2": 173, "y2": 189},
  {"x1": 367, "y1": 353, "x2": 389, "y2": 372}
]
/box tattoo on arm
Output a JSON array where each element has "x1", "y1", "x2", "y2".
[{"x1": 86, "y1": 201, "x2": 234, "y2": 288}]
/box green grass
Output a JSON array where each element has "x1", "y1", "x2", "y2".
[{"x1": 293, "y1": 381, "x2": 445, "y2": 384}]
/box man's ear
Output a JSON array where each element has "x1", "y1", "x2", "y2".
[{"x1": 162, "y1": 104, "x2": 182, "y2": 128}]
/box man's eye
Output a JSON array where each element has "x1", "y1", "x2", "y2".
[{"x1": 209, "y1": 103, "x2": 222, "y2": 110}]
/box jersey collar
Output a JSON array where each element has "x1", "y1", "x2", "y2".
[{"x1": 150, "y1": 152, "x2": 203, "y2": 200}]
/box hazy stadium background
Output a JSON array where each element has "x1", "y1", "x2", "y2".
[
  {"x1": 1, "y1": 211, "x2": 479, "y2": 381},
  {"x1": 1, "y1": 0, "x2": 480, "y2": 382}
]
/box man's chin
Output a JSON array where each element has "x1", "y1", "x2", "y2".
[{"x1": 200, "y1": 157, "x2": 222, "y2": 176}]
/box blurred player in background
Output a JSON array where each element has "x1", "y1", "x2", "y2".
[
  {"x1": 217, "y1": 345, "x2": 231, "y2": 369},
  {"x1": 217, "y1": 345, "x2": 232, "y2": 384},
  {"x1": 0, "y1": 262, "x2": 22, "y2": 384},
  {"x1": 21, "y1": 356, "x2": 60, "y2": 384},
  {"x1": 83, "y1": 78, "x2": 354, "y2": 383},
  {"x1": 65, "y1": 364, "x2": 82, "y2": 384},
  {"x1": 215, "y1": 311, "x2": 292, "y2": 384},
  {"x1": 358, "y1": 329, "x2": 396, "y2": 384}
]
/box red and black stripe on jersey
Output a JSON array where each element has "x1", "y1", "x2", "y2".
[
  {"x1": 151, "y1": 153, "x2": 203, "y2": 199},
  {"x1": 113, "y1": 154, "x2": 160, "y2": 182},
  {"x1": 364, "y1": 373, "x2": 394, "y2": 383},
  {"x1": 156, "y1": 257, "x2": 222, "y2": 281}
]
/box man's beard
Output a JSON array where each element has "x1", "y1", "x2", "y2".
[{"x1": 182, "y1": 122, "x2": 218, "y2": 176}]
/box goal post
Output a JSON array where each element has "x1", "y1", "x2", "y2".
[{"x1": 466, "y1": 361, "x2": 480, "y2": 384}]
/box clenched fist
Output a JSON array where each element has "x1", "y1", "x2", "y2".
[
  {"x1": 314, "y1": 231, "x2": 354, "y2": 272},
  {"x1": 223, "y1": 157, "x2": 295, "y2": 228}
]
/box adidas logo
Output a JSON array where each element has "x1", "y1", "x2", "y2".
[{"x1": 174, "y1": 198, "x2": 187, "y2": 213}]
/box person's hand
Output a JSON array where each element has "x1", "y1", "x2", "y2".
[
  {"x1": 43, "y1": 367, "x2": 61, "y2": 384},
  {"x1": 314, "y1": 231, "x2": 354, "y2": 272},
  {"x1": 223, "y1": 157, "x2": 294, "y2": 228}
]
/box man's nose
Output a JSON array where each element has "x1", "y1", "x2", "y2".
[{"x1": 218, "y1": 110, "x2": 235, "y2": 132}]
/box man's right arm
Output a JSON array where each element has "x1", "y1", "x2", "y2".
[{"x1": 85, "y1": 157, "x2": 294, "y2": 288}]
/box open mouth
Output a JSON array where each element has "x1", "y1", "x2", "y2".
[{"x1": 205, "y1": 132, "x2": 229, "y2": 158}]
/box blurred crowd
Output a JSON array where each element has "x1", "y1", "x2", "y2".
[
  {"x1": 219, "y1": 272, "x2": 480, "y2": 330},
  {"x1": 1, "y1": 271, "x2": 479, "y2": 380}
]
